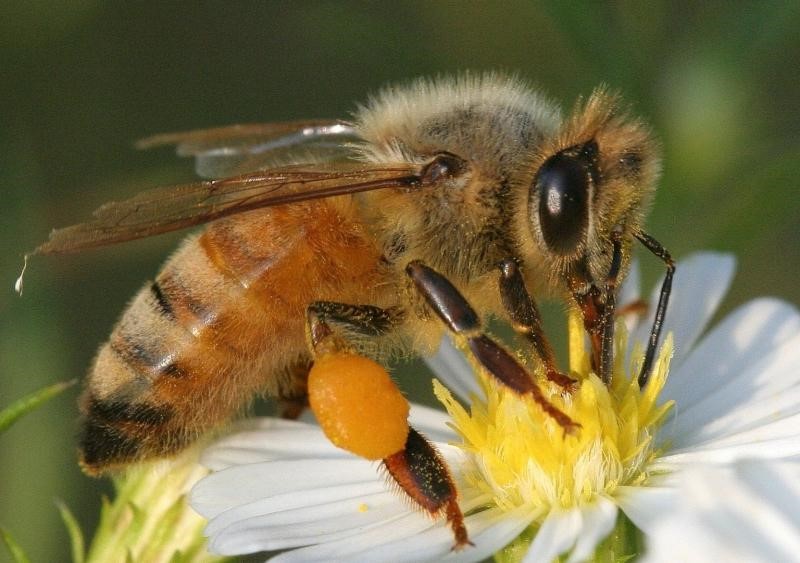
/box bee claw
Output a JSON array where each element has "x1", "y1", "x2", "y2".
[
  {"x1": 546, "y1": 369, "x2": 579, "y2": 393},
  {"x1": 563, "y1": 420, "x2": 582, "y2": 438}
]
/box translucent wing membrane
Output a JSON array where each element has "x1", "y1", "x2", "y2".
[
  {"x1": 137, "y1": 120, "x2": 360, "y2": 178},
  {"x1": 32, "y1": 162, "x2": 420, "y2": 255}
]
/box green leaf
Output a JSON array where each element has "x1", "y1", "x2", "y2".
[
  {"x1": 56, "y1": 499, "x2": 85, "y2": 563},
  {"x1": 0, "y1": 527, "x2": 31, "y2": 563},
  {"x1": 0, "y1": 379, "x2": 76, "y2": 434}
]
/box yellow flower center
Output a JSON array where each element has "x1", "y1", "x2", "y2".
[{"x1": 434, "y1": 313, "x2": 674, "y2": 518}]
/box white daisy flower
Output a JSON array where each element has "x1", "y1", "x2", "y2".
[{"x1": 189, "y1": 252, "x2": 800, "y2": 561}]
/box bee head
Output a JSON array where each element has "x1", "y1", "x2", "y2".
[{"x1": 521, "y1": 88, "x2": 661, "y2": 294}]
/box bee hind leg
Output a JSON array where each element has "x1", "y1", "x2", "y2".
[
  {"x1": 306, "y1": 301, "x2": 404, "y2": 352},
  {"x1": 383, "y1": 427, "x2": 471, "y2": 549},
  {"x1": 406, "y1": 260, "x2": 579, "y2": 434},
  {"x1": 305, "y1": 300, "x2": 470, "y2": 548},
  {"x1": 277, "y1": 302, "x2": 404, "y2": 419}
]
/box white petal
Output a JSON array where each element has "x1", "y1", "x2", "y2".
[
  {"x1": 670, "y1": 393, "x2": 800, "y2": 457},
  {"x1": 266, "y1": 504, "x2": 532, "y2": 563},
  {"x1": 194, "y1": 439, "x2": 468, "y2": 516},
  {"x1": 523, "y1": 508, "x2": 582, "y2": 563},
  {"x1": 409, "y1": 403, "x2": 459, "y2": 443},
  {"x1": 191, "y1": 458, "x2": 379, "y2": 518},
  {"x1": 201, "y1": 404, "x2": 458, "y2": 473},
  {"x1": 426, "y1": 335, "x2": 484, "y2": 403},
  {"x1": 630, "y1": 252, "x2": 735, "y2": 366},
  {"x1": 441, "y1": 506, "x2": 537, "y2": 563},
  {"x1": 204, "y1": 483, "x2": 393, "y2": 536},
  {"x1": 566, "y1": 497, "x2": 618, "y2": 562},
  {"x1": 192, "y1": 426, "x2": 473, "y2": 556},
  {"x1": 665, "y1": 332, "x2": 800, "y2": 449},
  {"x1": 200, "y1": 419, "x2": 346, "y2": 470},
  {"x1": 736, "y1": 460, "x2": 800, "y2": 529},
  {"x1": 269, "y1": 509, "x2": 438, "y2": 562},
  {"x1": 652, "y1": 424, "x2": 800, "y2": 468},
  {"x1": 642, "y1": 460, "x2": 800, "y2": 563},
  {"x1": 660, "y1": 298, "x2": 800, "y2": 410},
  {"x1": 207, "y1": 489, "x2": 408, "y2": 555},
  {"x1": 615, "y1": 485, "x2": 677, "y2": 535}
]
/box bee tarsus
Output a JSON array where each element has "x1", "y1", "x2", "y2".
[{"x1": 498, "y1": 258, "x2": 577, "y2": 390}]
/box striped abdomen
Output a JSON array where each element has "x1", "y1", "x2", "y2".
[{"x1": 80, "y1": 197, "x2": 390, "y2": 474}]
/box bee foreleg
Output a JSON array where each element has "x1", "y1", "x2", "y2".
[
  {"x1": 634, "y1": 231, "x2": 675, "y2": 387},
  {"x1": 406, "y1": 261, "x2": 579, "y2": 433},
  {"x1": 571, "y1": 236, "x2": 623, "y2": 385},
  {"x1": 498, "y1": 258, "x2": 577, "y2": 391},
  {"x1": 598, "y1": 235, "x2": 623, "y2": 385},
  {"x1": 383, "y1": 427, "x2": 471, "y2": 550}
]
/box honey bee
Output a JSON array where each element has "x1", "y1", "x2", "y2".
[{"x1": 26, "y1": 73, "x2": 673, "y2": 547}]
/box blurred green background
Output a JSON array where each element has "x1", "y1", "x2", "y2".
[{"x1": 1, "y1": 2, "x2": 798, "y2": 561}]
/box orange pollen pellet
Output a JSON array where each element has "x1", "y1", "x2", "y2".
[{"x1": 308, "y1": 352, "x2": 410, "y2": 460}]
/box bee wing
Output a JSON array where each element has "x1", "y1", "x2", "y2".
[
  {"x1": 137, "y1": 120, "x2": 360, "y2": 178},
  {"x1": 33, "y1": 162, "x2": 420, "y2": 256}
]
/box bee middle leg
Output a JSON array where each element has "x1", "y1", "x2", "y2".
[
  {"x1": 497, "y1": 258, "x2": 577, "y2": 390},
  {"x1": 277, "y1": 360, "x2": 312, "y2": 420},
  {"x1": 304, "y1": 300, "x2": 470, "y2": 548},
  {"x1": 406, "y1": 260, "x2": 579, "y2": 433}
]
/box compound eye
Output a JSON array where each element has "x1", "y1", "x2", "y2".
[
  {"x1": 535, "y1": 147, "x2": 593, "y2": 255},
  {"x1": 420, "y1": 152, "x2": 466, "y2": 184}
]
